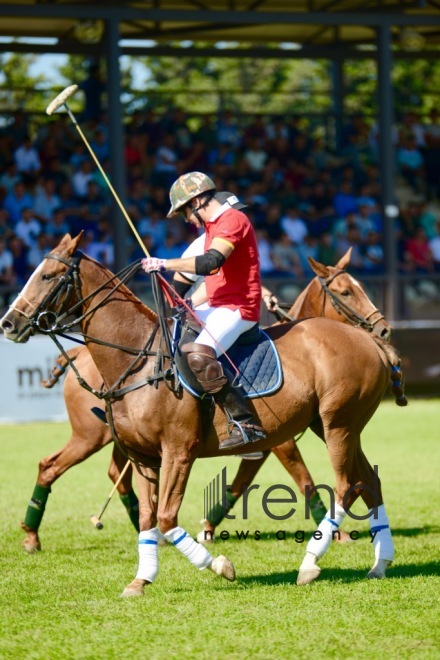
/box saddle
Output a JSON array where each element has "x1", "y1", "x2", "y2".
[{"x1": 172, "y1": 318, "x2": 283, "y2": 400}]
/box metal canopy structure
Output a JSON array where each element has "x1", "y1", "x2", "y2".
[
  {"x1": 1, "y1": 1, "x2": 440, "y2": 321},
  {"x1": 1, "y1": 1, "x2": 440, "y2": 50}
]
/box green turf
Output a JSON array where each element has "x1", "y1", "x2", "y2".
[{"x1": 0, "y1": 400, "x2": 439, "y2": 659}]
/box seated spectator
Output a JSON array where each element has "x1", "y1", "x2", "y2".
[
  {"x1": 155, "y1": 231, "x2": 188, "y2": 261},
  {"x1": 15, "y1": 207, "x2": 42, "y2": 248},
  {"x1": 82, "y1": 228, "x2": 114, "y2": 269},
  {"x1": 27, "y1": 232, "x2": 50, "y2": 270},
  {"x1": 242, "y1": 138, "x2": 268, "y2": 174},
  {"x1": 90, "y1": 129, "x2": 110, "y2": 163},
  {"x1": 255, "y1": 228, "x2": 277, "y2": 277},
  {"x1": 13, "y1": 135, "x2": 41, "y2": 184},
  {"x1": 127, "y1": 178, "x2": 151, "y2": 221},
  {"x1": 33, "y1": 177, "x2": 61, "y2": 224},
  {"x1": 0, "y1": 237, "x2": 16, "y2": 293},
  {"x1": 46, "y1": 207, "x2": 71, "y2": 245},
  {"x1": 216, "y1": 110, "x2": 241, "y2": 148},
  {"x1": 397, "y1": 136, "x2": 425, "y2": 193},
  {"x1": 403, "y1": 227, "x2": 434, "y2": 273},
  {"x1": 362, "y1": 231, "x2": 385, "y2": 273},
  {"x1": 8, "y1": 236, "x2": 29, "y2": 285},
  {"x1": 152, "y1": 134, "x2": 180, "y2": 188},
  {"x1": 0, "y1": 161, "x2": 20, "y2": 195},
  {"x1": 271, "y1": 231, "x2": 303, "y2": 277},
  {"x1": 297, "y1": 235, "x2": 320, "y2": 276},
  {"x1": 0, "y1": 209, "x2": 14, "y2": 241},
  {"x1": 317, "y1": 232, "x2": 339, "y2": 266},
  {"x1": 280, "y1": 207, "x2": 308, "y2": 245},
  {"x1": 3, "y1": 180, "x2": 34, "y2": 224},
  {"x1": 137, "y1": 209, "x2": 167, "y2": 247},
  {"x1": 333, "y1": 181, "x2": 358, "y2": 218},
  {"x1": 72, "y1": 159, "x2": 95, "y2": 199}
]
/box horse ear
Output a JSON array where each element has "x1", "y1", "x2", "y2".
[
  {"x1": 335, "y1": 247, "x2": 352, "y2": 271},
  {"x1": 56, "y1": 231, "x2": 84, "y2": 256},
  {"x1": 308, "y1": 256, "x2": 330, "y2": 279}
]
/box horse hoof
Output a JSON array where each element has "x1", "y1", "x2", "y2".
[
  {"x1": 367, "y1": 559, "x2": 392, "y2": 579},
  {"x1": 297, "y1": 565, "x2": 321, "y2": 585},
  {"x1": 210, "y1": 555, "x2": 236, "y2": 582},
  {"x1": 23, "y1": 539, "x2": 41, "y2": 554},
  {"x1": 120, "y1": 578, "x2": 148, "y2": 597},
  {"x1": 197, "y1": 530, "x2": 215, "y2": 544}
]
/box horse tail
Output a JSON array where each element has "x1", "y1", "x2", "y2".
[
  {"x1": 41, "y1": 346, "x2": 83, "y2": 389},
  {"x1": 371, "y1": 336, "x2": 408, "y2": 407}
]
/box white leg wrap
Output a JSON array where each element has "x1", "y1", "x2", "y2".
[
  {"x1": 135, "y1": 528, "x2": 160, "y2": 582},
  {"x1": 165, "y1": 526, "x2": 213, "y2": 570},
  {"x1": 305, "y1": 503, "x2": 347, "y2": 559},
  {"x1": 369, "y1": 504, "x2": 395, "y2": 561}
]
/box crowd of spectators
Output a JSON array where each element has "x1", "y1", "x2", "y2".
[{"x1": 1, "y1": 105, "x2": 440, "y2": 311}]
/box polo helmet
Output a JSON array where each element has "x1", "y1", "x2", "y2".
[{"x1": 167, "y1": 171, "x2": 216, "y2": 218}]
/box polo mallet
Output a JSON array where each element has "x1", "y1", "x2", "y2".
[
  {"x1": 46, "y1": 85, "x2": 150, "y2": 258},
  {"x1": 90, "y1": 459, "x2": 132, "y2": 530}
]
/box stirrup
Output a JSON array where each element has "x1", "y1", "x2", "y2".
[{"x1": 219, "y1": 420, "x2": 266, "y2": 450}]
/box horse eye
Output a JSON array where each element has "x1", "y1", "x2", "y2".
[
  {"x1": 341, "y1": 290, "x2": 351, "y2": 297},
  {"x1": 42, "y1": 273, "x2": 54, "y2": 281}
]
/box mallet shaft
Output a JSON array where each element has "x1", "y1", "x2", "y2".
[{"x1": 90, "y1": 459, "x2": 132, "y2": 529}]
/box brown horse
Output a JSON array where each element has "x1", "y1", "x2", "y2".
[
  {"x1": 1, "y1": 234, "x2": 397, "y2": 595},
  {"x1": 20, "y1": 249, "x2": 397, "y2": 554},
  {"x1": 199, "y1": 249, "x2": 403, "y2": 542},
  {"x1": 19, "y1": 345, "x2": 139, "y2": 554}
]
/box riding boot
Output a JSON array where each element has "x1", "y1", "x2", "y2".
[{"x1": 181, "y1": 342, "x2": 266, "y2": 450}]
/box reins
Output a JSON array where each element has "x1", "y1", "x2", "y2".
[
  {"x1": 20, "y1": 251, "x2": 178, "y2": 402},
  {"x1": 317, "y1": 270, "x2": 385, "y2": 332},
  {"x1": 267, "y1": 270, "x2": 385, "y2": 333}
]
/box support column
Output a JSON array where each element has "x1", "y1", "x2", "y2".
[
  {"x1": 331, "y1": 59, "x2": 344, "y2": 152},
  {"x1": 105, "y1": 17, "x2": 127, "y2": 271},
  {"x1": 378, "y1": 25, "x2": 399, "y2": 321}
]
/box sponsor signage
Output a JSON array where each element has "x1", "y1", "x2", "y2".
[{"x1": 0, "y1": 335, "x2": 79, "y2": 423}]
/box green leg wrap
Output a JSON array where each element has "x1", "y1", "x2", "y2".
[
  {"x1": 206, "y1": 489, "x2": 238, "y2": 527},
  {"x1": 24, "y1": 484, "x2": 52, "y2": 530},
  {"x1": 308, "y1": 492, "x2": 327, "y2": 526},
  {"x1": 120, "y1": 491, "x2": 140, "y2": 533}
]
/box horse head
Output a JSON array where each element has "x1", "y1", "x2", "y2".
[
  {"x1": 306, "y1": 248, "x2": 392, "y2": 341},
  {"x1": 1, "y1": 233, "x2": 84, "y2": 343}
]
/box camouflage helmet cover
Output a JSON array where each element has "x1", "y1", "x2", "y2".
[{"x1": 167, "y1": 171, "x2": 216, "y2": 218}]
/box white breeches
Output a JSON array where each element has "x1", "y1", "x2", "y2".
[{"x1": 194, "y1": 302, "x2": 256, "y2": 357}]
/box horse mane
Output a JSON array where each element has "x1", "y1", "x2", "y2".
[
  {"x1": 79, "y1": 251, "x2": 159, "y2": 324},
  {"x1": 288, "y1": 278, "x2": 318, "y2": 319}
]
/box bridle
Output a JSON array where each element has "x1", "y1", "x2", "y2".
[
  {"x1": 7, "y1": 250, "x2": 178, "y2": 399},
  {"x1": 270, "y1": 269, "x2": 386, "y2": 334},
  {"x1": 317, "y1": 269, "x2": 386, "y2": 333}
]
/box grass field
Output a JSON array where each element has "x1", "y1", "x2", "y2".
[{"x1": 0, "y1": 399, "x2": 439, "y2": 659}]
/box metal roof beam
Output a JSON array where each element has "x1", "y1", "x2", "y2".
[{"x1": 1, "y1": 4, "x2": 440, "y2": 26}]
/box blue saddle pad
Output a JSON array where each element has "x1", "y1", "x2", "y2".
[{"x1": 173, "y1": 321, "x2": 283, "y2": 400}]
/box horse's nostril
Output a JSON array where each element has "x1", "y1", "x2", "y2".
[{"x1": 1, "y1": 319, "x2": 14, "y2": 332}]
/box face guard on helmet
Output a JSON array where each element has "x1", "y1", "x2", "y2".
[{"x1": 167, "y1": 171, "x2": 216, "y2": 218}]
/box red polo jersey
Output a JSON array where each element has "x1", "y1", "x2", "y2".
[{"x1": 204, "y1": 207, "x2": 261, "y2": 321}]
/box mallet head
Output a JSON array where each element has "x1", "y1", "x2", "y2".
[
  {"x1": 90, "y1": 515, "x2": 104, "y2": 530},
  {"x1": 46, "y1": 84, "x2": 78, "y2": 116}
]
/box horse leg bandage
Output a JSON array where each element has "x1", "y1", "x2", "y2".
[
  {"x1": 369, "y1": 504, "x2": 395, "y2": 561},
  {"x1": 135, "y1": 528, "x2": 161, "y2": 583},
  {"x1": 24, "y1": 484, "x2": 51, "y2": 530},
  {"x1": 305, "y1": 502, "x2": 347, "y2": 558},
  {"x1": 165, "y1": 526, "x2": 213, "y2": 570},
  {"x1": 120, "y1": 490, "x2": 140, "y2": 532}
]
